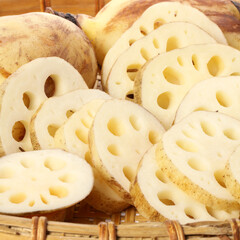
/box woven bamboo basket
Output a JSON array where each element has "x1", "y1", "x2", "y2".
[{"x1": 0, "y1": 0, "x2": 240, "y2": 239}]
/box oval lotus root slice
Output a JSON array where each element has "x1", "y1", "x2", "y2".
[
  {"x1": 224, "y1": 145, "x2": 240, "y2": 202},
  {"x1": 89, "y1": 99, "x2": 165, "y2": 203},
  {"x1": 30, "y1": 89, "x2": 111, "y2": 150},
  {"x1": 107, "y1": 21, "x2": 216, "y2": 100},
  {"x1": 156, "y1": 111, "x2": 240, "y2": 210},
  {"x1": 175, "y1": 76, "x2": 240, "y2": 124},
  {"x1": 0, "y1": 57, "x2": 88, "y2": 156},
  {"x1": 0, "y1": 149, "x2": 93, "y2": 216},
  {"x1": 134, "y1": 43, "x2": 240, "y2": 130},
  {"x1": 54, "y1": 99, "x2": 129, "y2": 213},
  {"x1": 101, "y1": 1, "x2": 227, "y2": 88},
  {"x1": 131, "y1": 144, "x2": 239, "y2": 224}
]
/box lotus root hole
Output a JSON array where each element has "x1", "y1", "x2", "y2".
[
  {"x1": 157, "y1": 92, "x2": 171, "y2": 110},
  {"x1": 47, "y1": 124, "x2": 59, "y2": 138},
  {"x1": 166, "y1": 36, "x2": 179, "y2": 52},
  {"x1": 0, "y1": 167, "x2": 14, "y2": 178},
  {"x1": 139, "y1": 26, "x2": 148, "y2": 36},
  {"x1": 184, "y1": 207, "x2": 196, "y2": 219},
  {"x1": 81, "y1": 118, "x2": 92, "y2": 129},
  {"x1": 9, "y1": 193, "x2": 26, "y2": 204},
  {"x1": 214, "y1": 170, "x2": 226, "y2": 188},
  {"x1": 44, "y1": 157, "x2": 66, "y2": 171},
  {"x1": 155, "y1": 170, "x2": 168, "y2": 183},
  {"x1": 40, "y1": 194, "x2": 48, "y2": 204},
  {"x1": 182, "y1": 130, "x2": 194, "y2": 139},
  {"x1": 230, "y1": 72, "x2": 240, "y2": 76},
  {"x1": 192, "y1": 54, "x2": 200, "y2": 71},
  {"x1": 154, "y1": 18, "x2": 166, "y2": 29},
  {"x1": 44, "y1": 75, "x2": 56, "y2": 98},
  {"x1": 216, "y1": 91, "x2": 231, "y2": 107},
  {"x1": 140, "y1": 48, "x2": 150, "y2": 61},
  {"x1": 66, "y1": 110, "x2": 75, "y2": 118},
  {"x1": 194, "y1": 106, "x2": 208, "y2": 112},
  {"x1": 23, "y1": 92, "x2": 34, "y2": 110},
  {"x1": 149, "y1": 131, "x2": 161, "y2": 144},
  {"x1": 125, "y1": 91, "x2": 134, "y2": 100},
  {"x1": 12, "y1": 121, "x2": 26, "y2": 142},
  {"x1": 177, "y1": 56, "x2": 184, "y2": 66},
  {"x1": 200, "y1": 121, "x2": 216, "y2": 137},
  {"x1": 75, "y1": 129, "x2": 88, "y2": 144},
  {"x1": 20, "y1": 158, "x2": 35, "y2": 168},
  {"x1": 49, "y1": 186, "x2": 68, "y2": 198},
  {"x1": 129, "y1": 115, "x2": 141, "y2": 131},
  {"x1": 163, "y1": 67, "x2": 184, "y2": 85},
  {"x1": 107, "y1": 144, "x2": 121, "y2": 156},
  {"x1": 127, "y1": 64, "x2": 141, "y2": 81},
  {"x1": 223, "y1": 128, "x2": 240, "y2": 140},
  {"x1": 129, "y1": 39, "x2": 136, "y2": 46},
  {"x1": 107, "y1": 118, "x2": 125, "y2": 136},
  {"x1": 188, "y1": 158, "x2": 208, "y2": 171},
  {"x1": 0, "y1": 185, "x2": 9, "y2": 193},
  {"x1": 153, "y1": 38, "x2": 159, "y2": 49},
  {"x1": 158, "y1": 191, "x2": 175, "y2": 206},
  {"x1": 176, "y1": 140, "x2": 198, "y2": 152},
  {"x1": 59, "y1": 174, "x2": 75, "y2": 183},
  {"x1": 123, "y1": 166, "x2": 134, "y2": 182},
  {"x1": 29, "y1": 200, "x2": 35, "y2": 207},
  {"x1": 87, "y1": 110, "x2": 95, "y2": 118},
  {"x1": 207, "y1": 56, "x2": 224, "y2": 76}
]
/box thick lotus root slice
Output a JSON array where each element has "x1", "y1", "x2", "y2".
[
  {"x1": 30, "y1": 89, "x2": 110, "y2": 150},
  {"x1": 156, "y1": 111, "x2": 240, "y2": 210},
  {"x1": 134, "y1": 44, "x2": 240, "y2": 129},
  {"x1": 89, "y1": 99, "x2": 165, "y2": 203},
  {"x1": 131, "y1": 144, "x2": 239, "y2": 224},
  {"x1": 0, "y1": 149, "x2": 93, "y2": 216},
  {"x1": 0, "y1": 57, "x2": 88, "y2": 156},
  {"x1": 107, "y1": 22, "x2": 216, "y2": 100}
]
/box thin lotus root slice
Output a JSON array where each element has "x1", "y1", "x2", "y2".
[
  {"x1": 89, "y1": 99, "x2": 165, "y2": 203},
  {"x1": 30, "y1": 89, "x2": 111, "y2": 150},
  {"x1": 54, "y1": 99, "x2": 129, "y2": 213},
  {"x1": 107, "y1": 22, "x2": 216, "y2": 100},
  {"x1": 0, "y1": 57, "x2": 88, "y2": 156},
  {"x1": 130, "y1": 144, "x2": 239, "y2": 224},
  {"x1": 101, "y1": 1, "x2": 226, "y2": 88},
  {"x1": 224, "y1": 145, "x2": 240, "y2": 203},
  {"x1": 156, "y1": 111, "x2": 240, "y2": 211},
  {"x1": 134, "y1": 43, "x2": 240, "y2": 130},
  {"x1": 0, "y1": 149, "x2": 93, "y2": 216},
  {"x1": 175, "y1": 76, "x2": 240, "y2": 124}
]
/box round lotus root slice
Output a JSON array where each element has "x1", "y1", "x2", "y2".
[
  {"x1": 54, "y1": 99, "x2": 129, "y2": 213},
  {"x1": 134, "y1": 43, "x2": 240, "y2": 130},
  {"x1": 130, "y1": 144, "x2": 239, "y2": 224},
  {"x1": 0, "y1": 57, "x2": 88, "y2": 156},
  {"x1": 101, "y1": 1, "x2": 227, "y2": 88},
  {"x1": 224, "y1": 145, "x2": 240, "y2": 203},
  {"x1": 106, "y1": 22, "x2": 216, "y2": 100},
  {"x1": 156, "y1": 111, "x2": 240, "y2": 211},
  {"x1": 89, "y1": 99, "x2": 165, "y2": 203},
  {"x1": 0, "y1": 149, "x2": 93, "y2": 218},
  {"x1": 175, "y1": 76, "x2": 240, "y2": 124},
  {"x1": 30, "y1": 89, "x2": 111, "y2": 150}
]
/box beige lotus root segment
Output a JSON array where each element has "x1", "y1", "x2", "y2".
[
  {"x1": 175, "y1": 76, "x2": 240, "y2": 124},
  {"x1": 89, "y1": 99, "x2": 165, "y2": 203},
  {"x1": 134, "y1": 44, "x2": 240, "y2": 130},
  {"x1": 107, "y1": 22, "x2": 216, "y2": 99},
  {"x1": 224, "y1": 146, "x2": 240, "y2": 202},
  {"x1": 101, "y1": 1, "x2": 227, "y2": 88},
  {"x1": 156, "y1": 111, "x2": 240, "y2": 210},
  {"x1": 30, "y1": 89, "x2": 111, "y2": 150},
  {"x1": 131, "y1": 144, "x2": 239, "y2": 224},
  {"x1": 0, "y1": 57, "x2": 88, "y2": 156},
  {"x1": 0, "y1": 149, "x2": 93, "y2": 215},
  {"x1": 54, "y1": 99, "x2": 129, "y2": 213}
]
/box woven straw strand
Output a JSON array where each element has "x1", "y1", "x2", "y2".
[
  {"x1": 99, "y1": 222, "x2": 108, "y2": 240},
  {"x1": 31, "y1": 216, "x2": 39, "y2": 240},
  {"x1": 37, "y1": 217, "x2": 47, "y2": 240},
  {"x1": 228, "y1": 219, "x2": 240, "y2": 240},
  {"x1": 165, "y1": 221, "x2": 185, "y2": 240}
]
